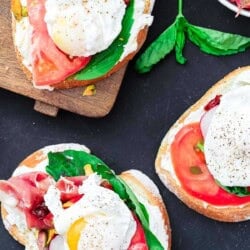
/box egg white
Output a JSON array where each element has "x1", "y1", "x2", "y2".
[
  {"x1": 204, "y1": 85, "x2": 250, "y2": 186},
  {"x1": 44, "y1": 174, "x2": 136, "y2": 249},
  {"x1": 44, "y1": 0, "x2": 126, "y2": 57}
]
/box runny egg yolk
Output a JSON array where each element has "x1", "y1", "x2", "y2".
[{"x1": 67, "y1": 218, "x2": 86, "y2": 250}]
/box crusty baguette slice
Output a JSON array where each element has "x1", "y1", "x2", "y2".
[
  {"x1": 155, "y1": 66, "x2": 250, "y2": 222},
  {"x1": 120, "y1": 169, "x2": 171, "y2": 249},
  {"x1": 1, "y1": 143, "x2": 171, "y2": 249},
  {"x1": 12, "y1": 0, "x2": 152, "y2": 89}
]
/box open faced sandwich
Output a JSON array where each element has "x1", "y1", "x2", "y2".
[
  {"x1": 156, "y1": 66, "x2": 250, "y2": 222},
  {"x1": 0, "y1": 143, "x2": 171, "y2": 249},
  {"x1": 11, "y1": 0, "x2": 155, "y2": 89}
]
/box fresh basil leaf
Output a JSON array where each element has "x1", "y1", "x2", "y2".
[
  {"x1": 175, "y1": 16, "x2": 187, "y2": 64},
  {"x1": 135, "y1": 21, "x2": 177, "y2": 73},
  {"x1": 119, "y1": 177, "x2": 164, "y2": 249},
  {"x1": 187, "y1": 24, "x2": 250, "y2": 56},
  {"x1": 74, "y1": 0, "x2": 134, "y2": 80},
  {"x1": 216, "y1": 180, "x2": 250, "y2": 197}
]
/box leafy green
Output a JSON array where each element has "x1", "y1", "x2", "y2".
[
  {"x1": 135, "y1": 0, "x2": 250, "y2": 72},
  {"x1": 187, "y1": 24, "x2": 250, "y2": 56},
  {"x1": 135, "y1": 22, "x2": 177, "y2": 73},
  {"x1": 174, "y1": 16, "x2": 187, "y2": 64},
  {"x1": 74, "y1": 0, "x2": 134, "y2": 80},
  {"x1": 216, "y1": 181, "x2": 250, "y2": 197},
  {"x1": 119, "y1": 177, "x2": 164, "y2": 249},
  {"x1": 46, "y1": 150, "x2": 105, "y2": 181},
  {"x1": 46, "y1": 150, "x2": 163, "y2": 249}
]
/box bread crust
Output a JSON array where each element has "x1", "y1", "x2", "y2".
[
  {"x1": 1, "y1": 143, "x2": 171, "y2": 248},
  {"x1": 12, "y1": 0, "x2": 152, "y2": 89},
  {"x1": 120, "y1": 170, "x2": 171, "y2": 249},
  {"x1": 155, "y1": 66, "x2": 250, "y2": 222}
]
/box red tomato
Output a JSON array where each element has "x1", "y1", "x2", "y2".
[
  {"x1": 171, "y1": 122, "x2": 250, "y2": 205},
  {"x1": 27, "y1": 0, "x2": 90, "y2": 86},
  {"x1": 128, "y1": 214, "x2": 148, "y2": 250}
]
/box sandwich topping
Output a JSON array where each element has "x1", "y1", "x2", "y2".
[
  {"x1": 170, "y1": 83, "x2": 250, "y2": 206},
  {"x1": 0, "y1": 144, "x2": 167, "y2": 249},
  {"x1": 12, "y1": 0, "x2": 155, "y2": 87},
  {"x1": 44, "y1": 0, "x2": 126, "y2": 57},
  {"x1": 204, "y1": 85, "x2": 250, "y2": 187}
]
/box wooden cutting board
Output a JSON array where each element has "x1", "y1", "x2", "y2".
[{"x1": 0, "y1": 1, "x2": 126, "y2": 117}]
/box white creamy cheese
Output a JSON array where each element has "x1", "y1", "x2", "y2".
[
  {"x1": 204, "y1": 85, "x2": 250, "y2": 186},
  {"x1": 44, "y1": 174, "x2": 136, "y2": 250},
  {"x1": 14, "y1": 16, "x2": 33, "y2": 71},
  {"x1": 120, "y1": 0, "x2": 155, "y2": 60}
]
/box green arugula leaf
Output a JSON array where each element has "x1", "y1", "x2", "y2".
[
  {"x1": 74, "y1": 0, "x2": 134, "y2": 80},
  {"x1": 216, "y1": 180, "x2": 250, "y2": 197},
  {"x1": 46, "y1": 150, "x2": 163, "y2": 249},
  {"x1": 135, "y1": 22, "x2": 177, "y2": 73},
  {"x1": 187, "y1": 24, "x2": 250, "y2": 56}
]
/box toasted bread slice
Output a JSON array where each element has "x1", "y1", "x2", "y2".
[
  {"x1": 1, "y1": 143, "x2": 171, "y2": 249},
  {"x1": 155, "y1": 66, "x2": 250, "y2": 222},
  {"x1": 12, "y1": 0, "x2": 153, "y2": 89}
]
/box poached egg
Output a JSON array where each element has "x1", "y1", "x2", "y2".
[
  {"x1": 204, "y1": 85, "x2": 250, "y2": 186},
  {"x1": 44, "y1": 0, "x2": 126, "y2": 57},
  {"x1": 44, "y1": 174, "x2": 136, "y2": 249}
]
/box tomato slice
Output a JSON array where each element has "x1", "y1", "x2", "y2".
[
  {"x1": 171, "y1": 122, "x2": 250, "y2": 205},
  {"x1": 128, "y1": 214, "x2": 148, "y2": 250},
  {"x1": 27, "y1": 0, "x2": 90, "y2": 86}
]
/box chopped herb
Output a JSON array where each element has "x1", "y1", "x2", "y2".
[
  {"x1": 190, "y1": 166, "x2": 203, "y2": 175},
  {"x1": 195, "y1": 141, "x2": 204, "y2": 153}
]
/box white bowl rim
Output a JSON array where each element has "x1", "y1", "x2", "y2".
[{"x1": 218, "y1": 0, "x2": 250, "y2": 17}]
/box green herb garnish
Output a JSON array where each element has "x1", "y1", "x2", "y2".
[
  {"x1": 135, "y1": 0, "x2": 250, "y2": 73},
  {"x1": 46, "y1": 150, "x2": 163, "y2": 249},
  {"x1": 195, "y1": 141, "x2": 204, "y2": 153},
  {"x1": 216, "y1": 180, "x2": 250, "y2": 197}
]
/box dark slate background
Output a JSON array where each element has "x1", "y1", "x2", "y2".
[{"x1": 0, "y1": 0, "x2": 250, "y2": 249}]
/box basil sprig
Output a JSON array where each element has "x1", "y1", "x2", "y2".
[
  {"x1": 46, "y1": 150, "x2": 164, "y2": 249},
  {"x1": 74, "y1": 0, "x2": 134, "y2": 81},
  {"x1": 135, "y1": 0, "x2": 250, "y2": 73}
]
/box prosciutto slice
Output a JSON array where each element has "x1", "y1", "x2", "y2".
[
  {"x1": 0, "y1": 172, "x2": 86, "y2": 229},
  {"x1": 0, "y1": 172, "x2": 54, "y2": 229}
]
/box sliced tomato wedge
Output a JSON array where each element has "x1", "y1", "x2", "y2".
[
  {"x1": 171, "y1": 122, "x2": 250, "y2": 205},
  {"x1": 128, "y1": 214, "x2": 148, "y2": 250},
  {"x1": 27, "y1": 0, "x2": 90, "y2": 86}
]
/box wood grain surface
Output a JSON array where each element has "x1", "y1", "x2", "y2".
[{"x1": 0, "y1": 1, "x2": 126, "y2": 117}]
